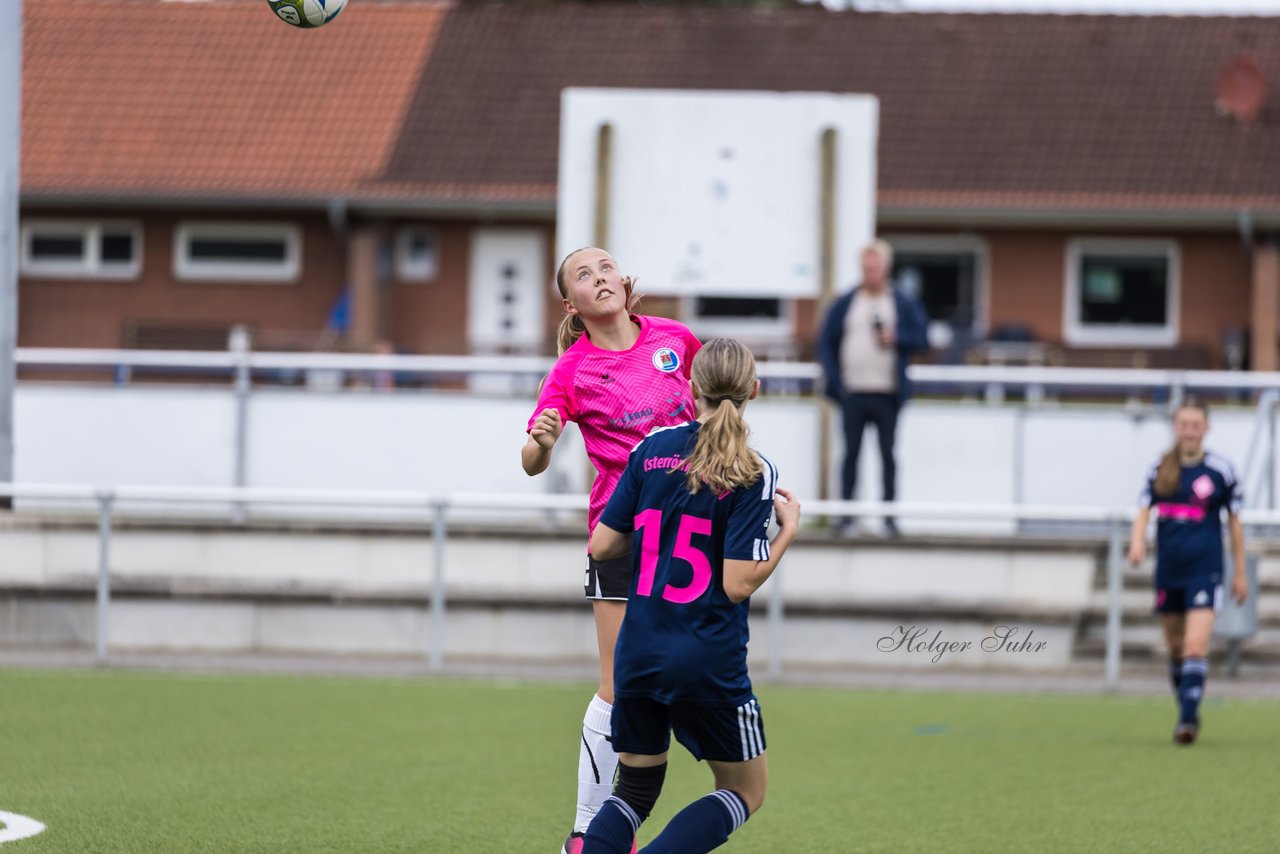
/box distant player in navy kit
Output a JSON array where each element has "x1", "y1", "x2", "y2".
[
  {"x1": 1128, "y1": 399, "x2": 1247, "y2": 745},
  {"x1": 582, "y1": 338, "x2": 801, "y2": 854}
]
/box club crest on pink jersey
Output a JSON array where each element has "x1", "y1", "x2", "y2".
[{"x1": 652, "y1": 348, "x2": 680, "y2": 373}]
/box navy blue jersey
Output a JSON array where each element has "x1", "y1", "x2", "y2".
[
  {"x1": 1140, "y1": 451, "x2": 1241, "y2": 584},
  {"x1": 598, "y1": 421, "x2": 778, "y2": 707}
]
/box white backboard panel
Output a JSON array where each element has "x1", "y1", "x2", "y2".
[{"x1": 558, "y1": 89, "x2": 878, "y2": 298}]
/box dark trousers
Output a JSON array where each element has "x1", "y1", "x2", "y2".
[{"x1": 839, "y1": 392, "x2": 900, "y2": 505}]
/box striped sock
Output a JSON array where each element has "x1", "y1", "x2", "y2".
[
  {"x1": 1179, "y1": 657, "x2": 1208, "y2": 725},
  {"x1": 639, "y1": 789, "x2": 748, "y2": 854},
  {"x1": 583, "y1": 796, "x2": 642, "y2": 854}
]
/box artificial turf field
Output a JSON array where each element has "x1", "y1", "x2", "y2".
[{"x1": 0, "y1": 668, "x2": 1276, "y2": 853}]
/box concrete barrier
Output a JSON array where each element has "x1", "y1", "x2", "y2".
[{"x1": 0, "y1": 515, "x2": 1099, "y2": 670}]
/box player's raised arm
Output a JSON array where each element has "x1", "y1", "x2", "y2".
[
  {"x1": 723, "y1": 487, "x2": 801, "y2": 604},
  {"x1": 522, "y1": 407, "x2": 562, "y2": 476}
]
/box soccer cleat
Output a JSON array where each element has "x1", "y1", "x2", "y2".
[
  {"x1": 562, "y1": 831, "x2": 638, "y2": 853},
  {"x1": 1173, "y1": 721, "x2": 1199, "y2": 745}
]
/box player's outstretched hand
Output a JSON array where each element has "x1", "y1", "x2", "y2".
[
  {"x1": 773, "y1": 487, "x2": 801, "y2": 530},
  {"x1": 529, "y1": 407, "x2": 563, "y2": 449}
]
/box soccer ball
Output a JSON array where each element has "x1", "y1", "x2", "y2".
[{"x1": 268, "y1": 0, "x2": 348, "y2": 28}]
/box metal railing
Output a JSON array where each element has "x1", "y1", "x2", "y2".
[
  {"x1": 1, "y1": 482, "x2": 1265, "y2": 685},
  {"x1": 20, "y1": 345, "x2": 1280, "y2": 393}
]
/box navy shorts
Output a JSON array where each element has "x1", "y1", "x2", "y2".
[
  {"x1": 611, "y1": 694, "x2": 766, "y2": 763},
  {"x1": 1155, "y1": 581, "x2": 1222, "y2": 614},
  {"x1": 584, "y1": 553, "x2": 631, "y2": 601}
]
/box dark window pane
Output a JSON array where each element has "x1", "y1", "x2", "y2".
[
  {"x1": 695, "y1": 296, "x2": 781, "y2": 320},
  {"x1": 189, "y1": 238, "x2": 287, "y2": 263},
  {"x1": 30, "y1": 234, "x2": 85, "y2": 260},
  {"x1": 893, "y1": 251, "x2": 976, "y2": 327},
  {"x1": 100, "y1": 232, "x2": 135, "y2": 263},
  {"x1": 1078, "y1": 254, "x2": 1167, "y2": 326},
  {"x1": 401, "y1": 231, "x2": 438, "y2": 279},
  {"x1": 407, "y1": 233, "x2": 435, "y2": 260}
]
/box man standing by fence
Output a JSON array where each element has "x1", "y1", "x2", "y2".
[{"x1": 818, "y1": 239, "x2": 929, "y2": 537}]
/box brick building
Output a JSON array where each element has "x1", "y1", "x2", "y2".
[{"x1": 18, "y1": 1, "x2": 1280, "y2": 369}]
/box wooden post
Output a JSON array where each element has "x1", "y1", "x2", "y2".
[
  {"x1": 348, "y1": 227, "x2": 381, "y2": 352},
  {"x1": 819, "y1": 128, "x2": 838, "y2": 309},
  {"x1": 594, "y1": 123, "x2": 613, "y2": 249},
  {"x1": 1251, "y1": 243, "x2": 1280, "y2": 373},
  {"x1": 586, "y1": 123, "x2": 615, "y2": 495},
  {"x1": 818, "y1": 128, "x2": 838, "y2": 501}
]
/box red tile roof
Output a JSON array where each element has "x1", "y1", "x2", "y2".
[
  {"x1": 23, "y1": 1, "x2": 1280, "y2": 217},
  {"x1": 23, "y1": 0, "x2": 447, "y2": 202}
]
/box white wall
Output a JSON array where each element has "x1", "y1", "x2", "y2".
[
  {"x1": 247, "y1": 390, "x2": 579, "y2": 496},
  {"x1": 843, "y1": 401, "x2": 1263, "y2": 530},
  {"x1": 16, "y1": 385, "x2": 237, "y2": 487},
  {"x1": 13, "y1": 384, "x2": 1272, "y2": 523}
]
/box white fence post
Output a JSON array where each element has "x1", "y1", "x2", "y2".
[
  {"x1": 230, "y1": 326, "x2": 252, "y2": 523},
  {"x1": 1104, "y1": 517, "x2": 1124, "y2": 687},
  {"x1": 430, "y1": 499, "x2": 448, "y2": 672},
  {"x1": 95, "y1": 491, "x2": 114, "y2": 664}
]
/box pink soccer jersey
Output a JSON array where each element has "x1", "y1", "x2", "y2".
[{"x1": 528, "y1": 315, "x2": 702, "y2": 536}]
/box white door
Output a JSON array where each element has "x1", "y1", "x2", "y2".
[{"x1": 468, "y1": 228, "x2": 546, "y2": 354}]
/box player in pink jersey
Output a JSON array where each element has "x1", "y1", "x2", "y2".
[{"x1": 522, "y1": 247, "x2": 701, "y2": 854}]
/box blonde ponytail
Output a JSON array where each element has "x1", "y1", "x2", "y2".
[
  {"x1": 684, "y1": 338, "x2": 763, "y2": 495},
  {"x1": 553, "y1": 247, "x2": 641, "y2": 355},
  {"x1": 555, "y1": 314, "x2": 587, "y2": 356}
]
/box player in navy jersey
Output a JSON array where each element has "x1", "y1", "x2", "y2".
[
  {"x1": 1128, "y1": 399, "x2": 1247, "y2": 745},
  {"x1": 581, "y1": 338, "x2": 801, "y2": 854}
]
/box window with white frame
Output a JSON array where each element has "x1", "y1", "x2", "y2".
[
  {"x1": 395, "y1": 227, "x2": 440, "y2": 282},
  {"x1": 1064, "y1": 238, "x2": 1178, "y2": 346},
  {"x1": 886, "y1": 234, "x2": 987, "y2": 347},
  {"x1": 684, "y1": 295, "x2": 790, "y2": 341},
  {"x1": 174, "y1": 222, "x2": 301, "y2": 282},
  {"x1": 20, "y1": 220, "x2": 142, "y2": 279}
]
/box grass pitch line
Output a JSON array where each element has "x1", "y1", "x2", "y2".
[{"x1": 0, "y1": 811, "x2": 45, "y2": 845}]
